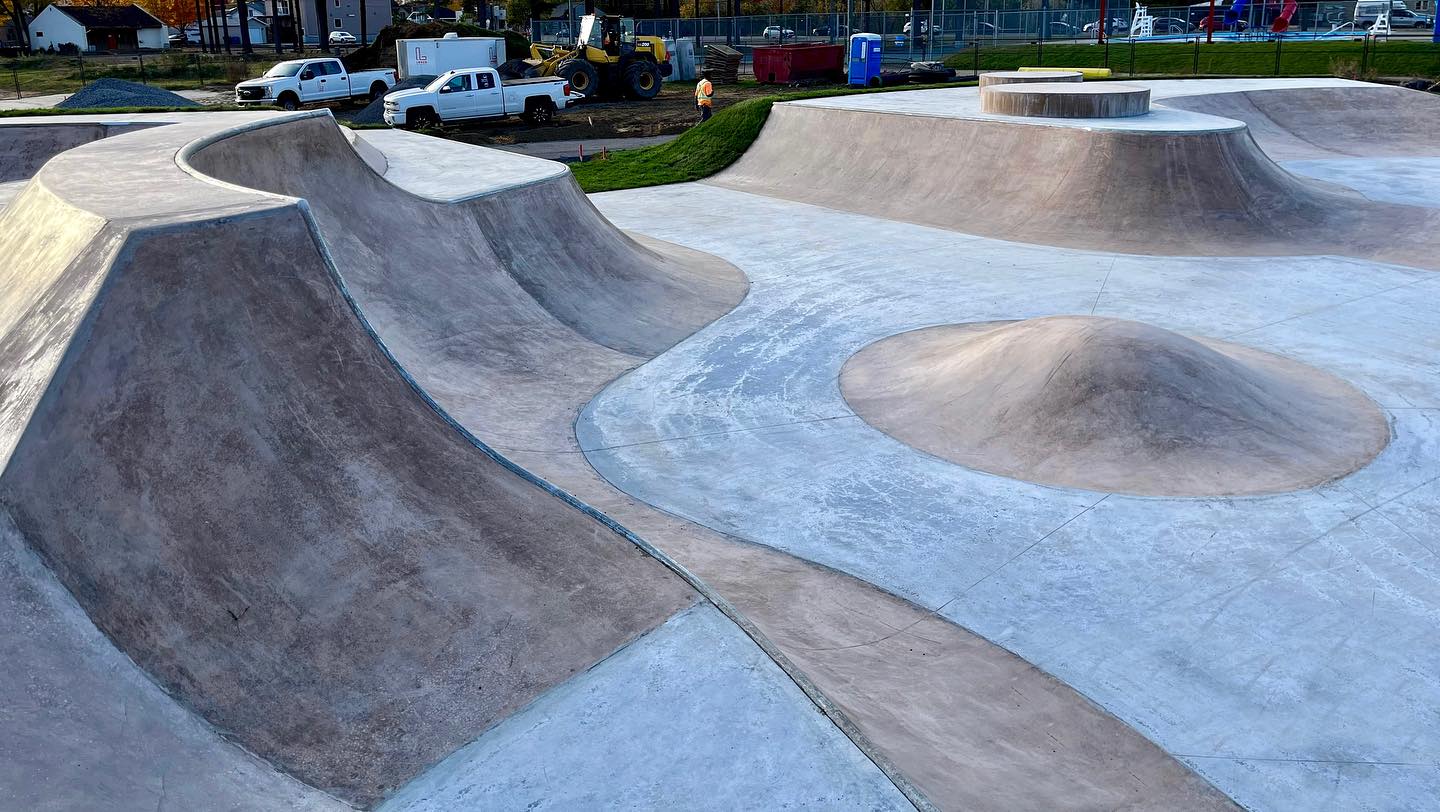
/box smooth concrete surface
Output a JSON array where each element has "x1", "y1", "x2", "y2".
[
  {"x1": 336, "y1": 120, "x2": 1236, "y2": 810},
  {"x1": 1283, "y1": 156, "x2": 1440, "y2": 209},
  {"x1": 356, "y1": 127, "x2": 565, "y2": 199},
  {"x1": 0, "y1": 112, "x2": 706, "y2": 805},
  {"x1": 1155, "y1": 83, "x2": 1438, "y2": 160},
  {"x1": 584, "y1": 181, "x2": 1440, "y2": 811},
  {"x1": 841, "y1": 316, "x2": 1388, "y2": 496},
  {"x1": 714, "y1": 80, "x2": 1440, "y2": 263},
  {"x1": 0, "y1": 512, "x2": 351, "y2": 812},
  {"x1": 379, "y1": 604, "x2": 912, "y2": 811},
  {"x1": 0, "y1": 109, "x2": 933, "y2": 812},
  {"x1": 980, "y1": 82, "x2": 1151, "y2": 118}
]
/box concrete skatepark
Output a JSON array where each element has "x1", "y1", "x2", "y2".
[{"x1": 0, "y1": 76, "x2": 1436, "y2": 810}]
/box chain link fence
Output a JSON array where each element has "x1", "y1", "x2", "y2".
[
  {"x1": 532, "y1": 3, "x2": 1439, "y2": 69},
  {"x1": 1, "y1": 46, "x2": 351, "y2": 101}
]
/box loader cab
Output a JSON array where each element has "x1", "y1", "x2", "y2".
[{"x1": 579, "y1": 14, "x2": 635, "y2": 57}]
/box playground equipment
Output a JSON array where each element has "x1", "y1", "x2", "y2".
[
  {"x1": 1223, "y1": 0, "x2": 1250, "y2": 26},
  {"x1": 1272, "y1": 0, "x2": 1299, "y2": 31}
]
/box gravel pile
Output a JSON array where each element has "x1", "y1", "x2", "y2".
[
  {"x1": 350, "y1": 75, "x2": 435, "y2": 125},
  {"x1": 58, "y1": 78, "x2": 200, "y2": 110}
]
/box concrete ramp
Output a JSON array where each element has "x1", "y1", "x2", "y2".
[
  {"x1": 0, "y1": 115, "x2": 708, "y2": 806},
  {"x1": 186, "y1": 115, "x2": 742, "y2": 359},
  {"x1": 712, "y1": 80, "x2": 1440, "y2": 265},
  {"x1": 1155, "y1": 83, "x2": 1438, "y2": 160}
]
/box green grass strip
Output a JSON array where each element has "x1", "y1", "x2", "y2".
[{"x1": 571, "y1": 81, "x2": 972, "y2": 193}]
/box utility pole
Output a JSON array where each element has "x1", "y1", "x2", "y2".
[{"x1": 359, "y1": 0, "x2": 367, "y2": 44}]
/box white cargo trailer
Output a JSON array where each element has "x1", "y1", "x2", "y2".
[{"x1": 395, "y1": 34, "x2": 507, "y2": 80}]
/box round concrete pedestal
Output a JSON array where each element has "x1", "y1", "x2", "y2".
[
  {"x1": 977, "y1": 70, "x2": 1083, "y2": 88},
  {"x1": 980, "y1": 82, "x2": 1151, "y2": 118}
]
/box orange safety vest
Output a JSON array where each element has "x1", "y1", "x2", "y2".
[{"x1": 695, "y1": 79, "x2": 713, "y2": 106}]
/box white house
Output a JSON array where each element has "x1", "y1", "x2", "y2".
[
  {"x1": 29, "y1": 4, "x2": 168, "y2": 52},
  {"x1": 185, "y1": 2, "x2": 275, "y2": 46}
]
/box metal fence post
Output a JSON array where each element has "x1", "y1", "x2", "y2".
[
  {"x1": 1104, "y1": 37, "x2": 1109, "y2": 68},
  {"x1": 1129, "y1": 37, "x2": 1135, "y2": 76},
  {"x1": 1192, "y1": 37, "x2": 1199, "y2": 74},
  {"x1": 138, "y1": 52, "x2": 147, "y2": 84},
  {"x1": 1360, "y1": 33, "x2": 1370, "y2": 76},
  {"x1": 78, "y1": 52, "x2": 86, "y2": 84},
  {"x1": 1273, "y1": 37, "x2": 1282, "y2": 76},
  {"x1": 11, "y1": 66, "x2": 19, "y2": 99},
  {"x1": 973, "y1": 38, "x2": 979, "y2": 75}
]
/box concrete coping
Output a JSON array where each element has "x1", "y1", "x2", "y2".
[
  {"x1": 980, "y1": 82, "x2": 1152, "y2": 118},
  {"x1": 978, "y1": 70, "x2": 1083, "y2": 88}
]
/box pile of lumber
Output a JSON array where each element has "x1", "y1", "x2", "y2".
[{"x1": 702, "y1": 44, "x2": 742, "y2": 84}]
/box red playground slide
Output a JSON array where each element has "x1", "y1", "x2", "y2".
[{"x1": 1272, "y1": 0, "x2": 1299, "y2": 32}]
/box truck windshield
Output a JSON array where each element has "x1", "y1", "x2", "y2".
[{"x1": 264, "y1": 63, "x2": 304, "y2": 78}]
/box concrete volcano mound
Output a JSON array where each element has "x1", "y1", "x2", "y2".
[{"x1": 840, "y1": 317, "x2": 1388, "y2": 496}]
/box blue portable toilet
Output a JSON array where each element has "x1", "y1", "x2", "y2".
[{"x1": 848, "y1": 33, "x2": 882, "y2": 87}]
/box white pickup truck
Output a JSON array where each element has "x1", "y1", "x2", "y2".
[
  {"x1": 234, "y1": 58, "x2": 397, "y2": 111},
  {"x1": 383, "y1": 67, "x2": 583, "y2": 129}
]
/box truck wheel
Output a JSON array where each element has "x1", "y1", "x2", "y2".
[
  {"x1": 276, "y1": 92, "x2": 299, "y2": 111},
  {"x1": 524, "y1": 99, "x2": 555, "y2": 125},
  {"x1": 556, "y1": 59, "x2": 600, "y2": 99},
  {"x1": 407, "y1": 109, "x2": 438, "y2": 130},
  {"x1": 623, "y1": 61, "x2": 662, "y2": 100},
  {"x1": 369, "y1": 82, "x2": 387, "y2": 101}
]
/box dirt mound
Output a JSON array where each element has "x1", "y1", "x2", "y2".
[
  {"x1": 56, "y1": 78, "x2": 199, "y2": 110},
  {"x1": 342, "y1": 22, "x2": 530, "y2": 72},
  {"x1": 841, "y1": 316, "x2": 1388, "y2": 496}
]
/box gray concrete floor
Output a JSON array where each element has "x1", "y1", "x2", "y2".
[
  {"x1": 582, "y1": 176, "x2": 1440, "y2": 811},
  {"x1": 379, "y1": 604, "x2": 912, "y2": 811}
]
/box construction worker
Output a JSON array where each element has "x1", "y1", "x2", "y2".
[{"x1": 695, "y1": 70, "x2": 714, "y2": 123}]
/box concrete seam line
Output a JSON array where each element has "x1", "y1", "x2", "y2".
[
  {"x1": 166, "y1": 113, "x2": 927, "y2": 806},
  {"x1": 277, "y1": 196, "x2": 932, "y2": 812}
]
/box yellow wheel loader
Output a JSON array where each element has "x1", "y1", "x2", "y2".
[{"x1": 522, "y1": 15, "x2": 671, "y2": 100}]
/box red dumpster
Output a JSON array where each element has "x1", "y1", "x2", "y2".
[{"x1": 751, "y1": 43, "x2": 845, "y2": 84}]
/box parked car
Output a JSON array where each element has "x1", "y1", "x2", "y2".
[
  {"x1": 969, "y1": 21, "x2": 998, "y2": 36},
  {"x1": 762, "y1": 25, "x2": 796, "y2": 40},
  {"x1": 406, "y1": 11, "x2": 432, "y2": 23},
  {"x1": 167, "y1": 32, "x2": 194, "y2": 46},
  {"x1": 1150, "y1": 16, "x2": 1195, "y2": 33},
  {"x1": 1083, "y1": 17, "x2": 1130, "y2": 34},
  {"x1": 902, "y1": 19, "x2": 930, "y2": 34},
  {"x1": 1194, "y1": 14, "x2": 1250, "y2": 31},
  {"x1": 328, "y1": 30, "x2": 357, "y2": 45},
  {"x1": 383, "y1": 66, "x2": 584, "y2": 127},
  {"x1": 1388, "y1": 8, "x2": 1433, "y2": 26},
  {"x1": 1047, "y1": 20, "x2": 1082, "y2": 37},
  {"x1": 235, "y1": 57, "x2": 396, "y2": 110}
]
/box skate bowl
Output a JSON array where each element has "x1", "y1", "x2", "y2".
[
  {"x1": 0, "y1": 111, "x2": 930, "y2": 810},
  {"x1": 0, "y1": 120, "x2": 157, "y2": 182},
  {"x1": 712, "y1": 80, "x2": 1440, "y2": 264},
  {"x1": 840, "y1": 316, "x2": 1389, "y2": 497},
  {"x1": 1155, "y1": 83, "x2": 1438, "y2": 160}
]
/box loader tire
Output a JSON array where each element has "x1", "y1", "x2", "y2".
[
  {"x1": 623, "y1": 61, "x2": 662, "y2": 100},
  {"x1": 556, "y1": 59, "x2": 600, "y2": 98}
]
